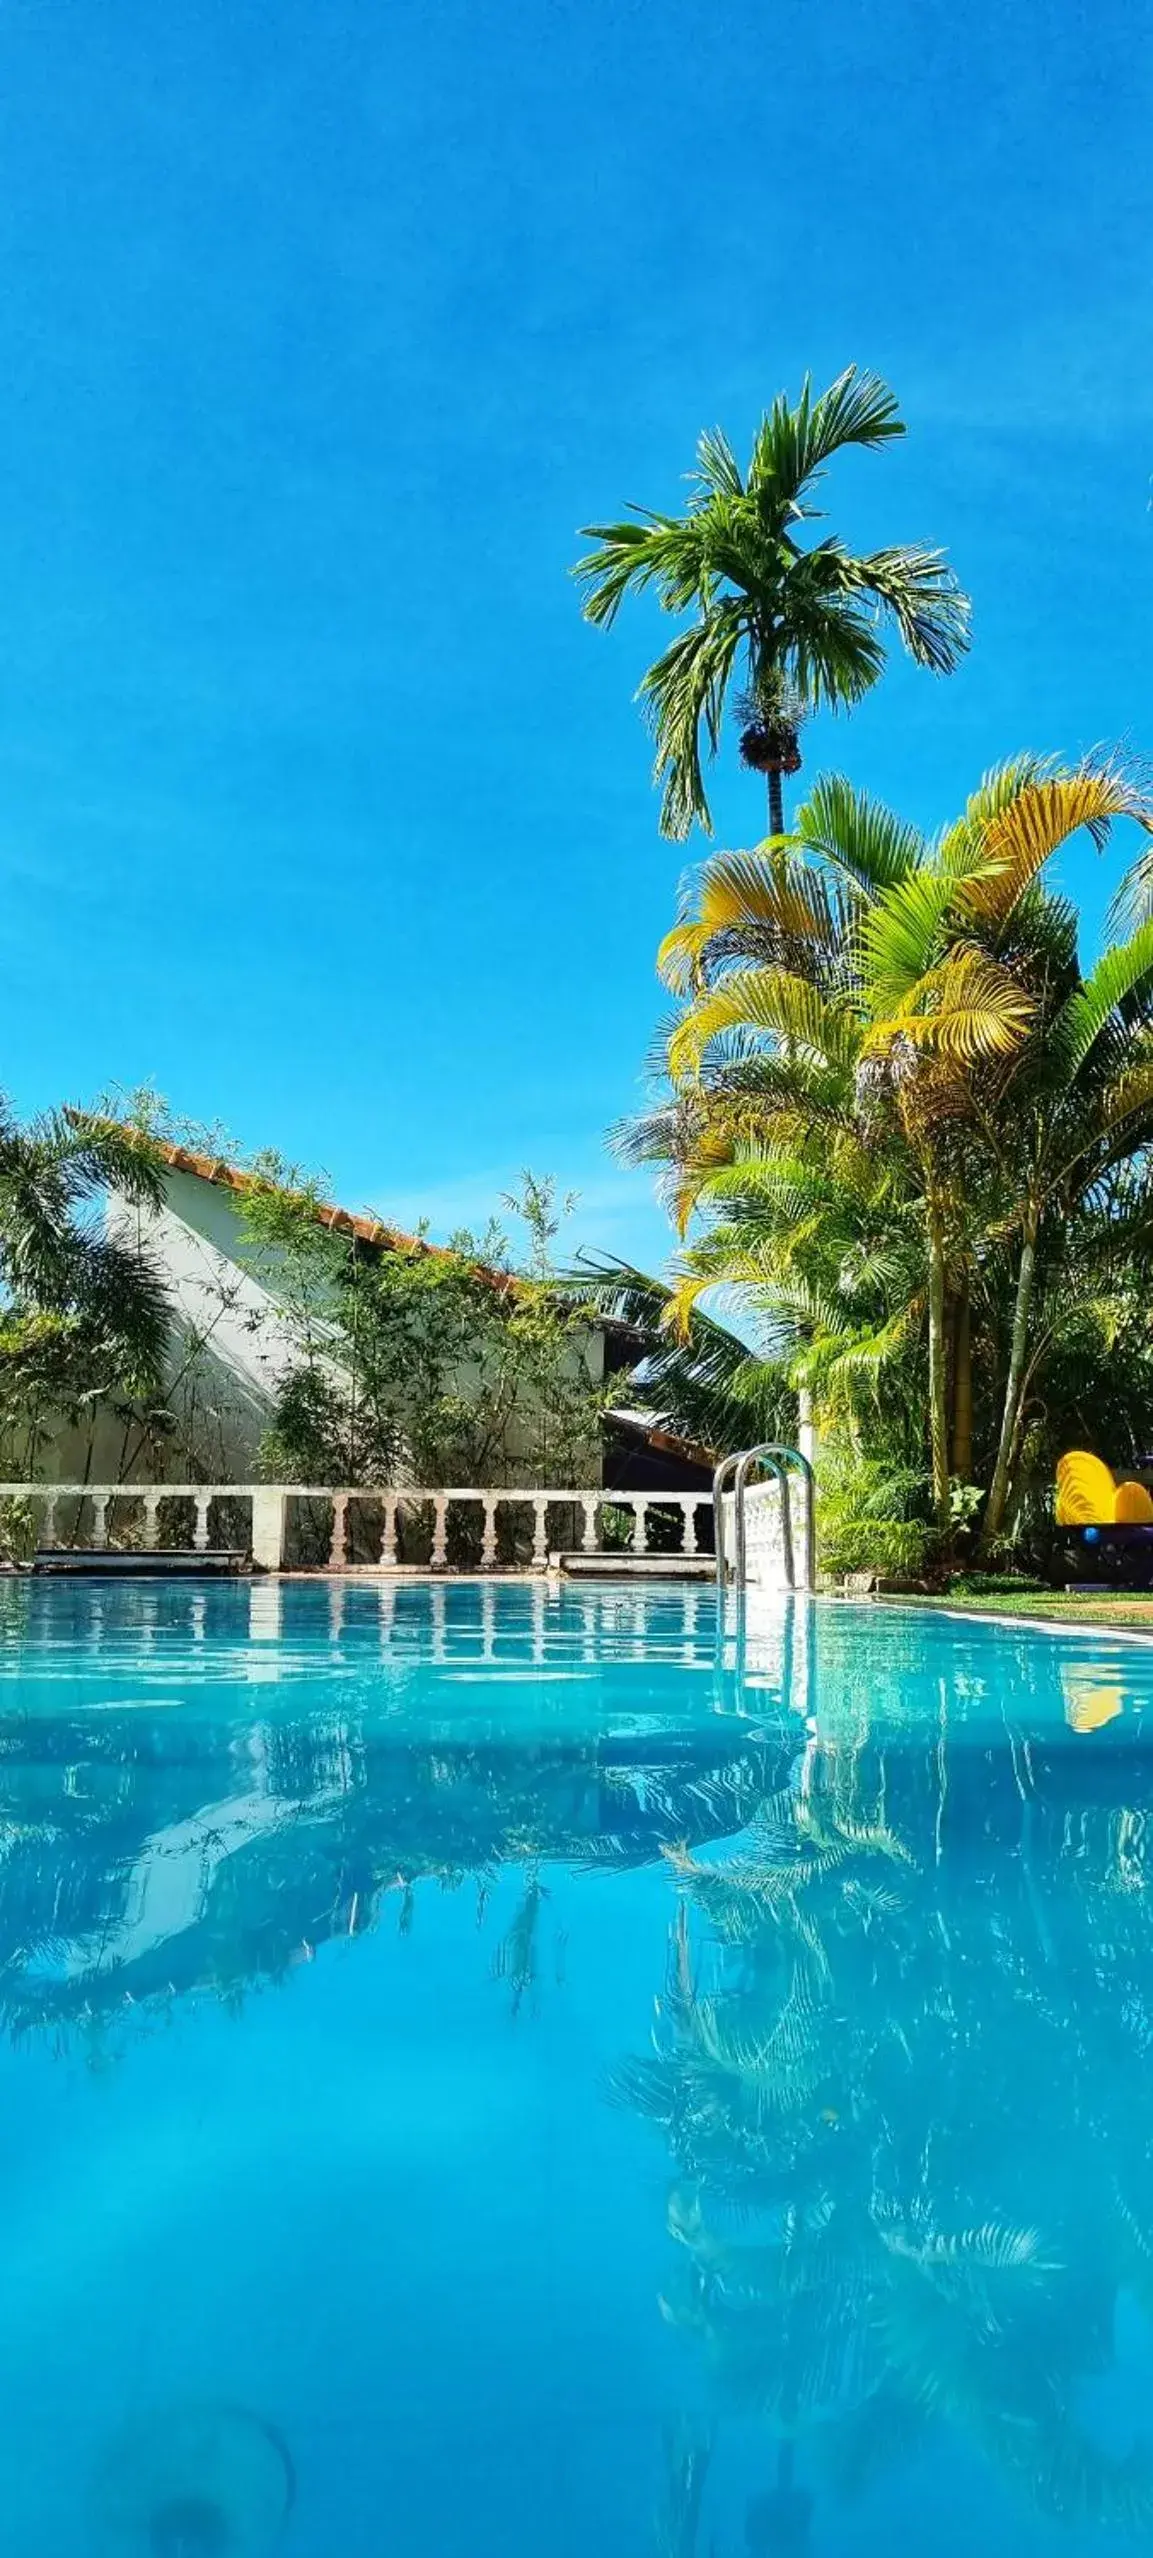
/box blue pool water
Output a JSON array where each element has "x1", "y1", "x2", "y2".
[{"x1": 4, "y1": 1578, "x2": 1153, "y2": 2557}]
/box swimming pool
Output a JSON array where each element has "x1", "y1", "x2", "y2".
[{"x1": 3, "y1": 1576, "x2": 1153, "y2": 2557}]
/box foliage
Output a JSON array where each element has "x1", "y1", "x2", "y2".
[
  {"x1": 0, "y1": 1494, "x2": 36, "y2": 1564},
  {"x1": 239, "y1": 1171, "x2": 608, "y2": 1488},
  {"x1": 575, "y1": 367, "x2": 969, "y2": 836},
  {"x1": 627, "y1": 757, "x2": 1153, "y2": 1560},
  {"x1": 816, "y1": 1449, "x2": 934, "y2": 1579},
  {"x1": 561, "y1": 1256, "x2": 796, "y2": 1454},
  {"x1": 0, "y1": 1105, "x2": 170, "y2": 1474}
]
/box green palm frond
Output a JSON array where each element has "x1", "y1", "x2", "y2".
[
  {"x1": 858, "y1": 870, "x2": 960, "y2": 1010},
  {"x1": 641, "y1": 606, "x2": 749, "y2": 835},
  {"x1": 850, "y1": 544, "x2": 971, "y2": 671},
  {"x1": 748, "y1": 366, "x2": 905, "y2": 493},
  {"x1": 795, "y1": 775, "x2": 926, "y2": 892},
  {"x1": 1049, "y1": 920, "x2": 1153, "y2": 1080}
]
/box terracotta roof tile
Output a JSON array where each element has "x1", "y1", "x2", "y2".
[{"x1": 69, "y1": 1114, "x2": 511, "y2": 1283}]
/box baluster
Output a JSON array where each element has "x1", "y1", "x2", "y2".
[
  {"x1": 143, "y1": 1492, "x2": 160, "y2": 1550},
  {"x1": 531, "y1": 1497, "x2": 549, "y2": 1571},
  {"x1": 250, "y1": 1487, "x2": 285, "y2": 1573},
  {"x1": 90, "y1": 1495, "x2": 108, "y2": 1552},
  {"x1": 684, "y1": 1498, "x2": 700, "y2": 1556},
  {"x1": 581, "y1": 1495, "x2": 599, "y2": 1552},
  {"x1": 633, "y1": 1499, "x2": 649, "y2": 1556},
  {"x1": 328, "y1": 1493, "x2": 348, "y2": 1572},
  {"x1": 481, "y1": 1496, "x2": 498, "y2": 1570},
  {"x1": 193, "y1": 1493, "x2": 211, "y2": 1553},
  {"x1": 431, "y1": 1495, "x2": 449, "y2": 1570},
  {"x1": 41, "y1": 1493, "x2": 58, "y2": 1550},
  {"x1": 380, "y1": 1496, "x2": 398, "y2": 1568}
]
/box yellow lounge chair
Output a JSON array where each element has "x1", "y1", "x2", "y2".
[{"x1": 1055, "y1": 1451, "x2": 1153, "y2": 1527}]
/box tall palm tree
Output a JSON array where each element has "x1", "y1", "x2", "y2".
[{"x1": 574, "y1": 369, "x2": 970, "y2": 839}]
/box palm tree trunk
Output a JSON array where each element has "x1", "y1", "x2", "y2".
[
  {"x1": 768, "y1": 768, "x2": 785, "y2": 837},
  {"x1": 951, "y1": 1278, "x2": 972, "y2": 1481},
  {"x1": 797, "y1": 1381, "x2": 815, "y2": 1462},
  {"x1": 927, "y1": 1192, "x2": 950, "y2": 1533},
  {"x1": 982, "y1": 1213, "x2": 1038, "y2": 1549}
]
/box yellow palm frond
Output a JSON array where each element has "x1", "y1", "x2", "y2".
[
  {"x1": 960, "y1": 770, "x2": 1151, "y2": 925},
  {"x1": 667, "y1": 970, "x2": 861, "y2": 1081},
  {"x1": 1100, "y1": 1064, "x2": 1153, "y2": 1133},
  {"x1": 661, "y1": 1263, "x2": 752, "y2": 1335},
  {"x1": 865, "y1": 946, "x2": 1034, "y2": 1065},
  {"x1": 658, "y1": 850, "x2": 842, "y2": 994}
]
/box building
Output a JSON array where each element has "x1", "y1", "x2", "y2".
[{"x1": 37, "y1": 1132, "x2": 711, "y2": 1493}]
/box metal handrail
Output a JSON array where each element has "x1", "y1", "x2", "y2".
[
  {"x1": 713, "y1": 1443, "x2": 815, "y2": 1594},
  {"x1": 711, "y1": 1451, "x2": 743, "y2": 1588}
]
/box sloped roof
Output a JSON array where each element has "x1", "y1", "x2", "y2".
[
  {"x1": 148, "y1": 1135, "x2": 461, "y2": 1262},
  {"x1": 605, "y1": 1405, "x2": 717, "y2": 1472},
  {"x1": 73, "y1": 1114, "x2": 511, "y2": 1282},
  {"x1": 74, "y1": 1111, "x2": 646, "y2": 1340}
]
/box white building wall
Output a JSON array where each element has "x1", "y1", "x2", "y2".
[{"x1": 31, "y1": 1166, "x2": 609, "y2": 1486}]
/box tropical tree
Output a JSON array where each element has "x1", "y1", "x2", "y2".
[
  {"x1": 239, "y1": 1166, "x2": 608, "y2": 1495},
  {"x1": 0, "y1": 1105, "x2": 169, "y2": 1468},
  {"x1": 574, "y1": 368, "x2": 970, "y2": 838},
  {"x1": 634, "y1": 759, "x2": 1153, "y2": 1547}
]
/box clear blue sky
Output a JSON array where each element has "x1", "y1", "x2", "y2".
[{"x1": 1, "y1": 0, "x2": 1150, "y2": 1272}]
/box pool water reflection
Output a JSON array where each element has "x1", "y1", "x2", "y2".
[{"x1": 1, "y1": 1579, "x2": 1153, "y2": 2556}]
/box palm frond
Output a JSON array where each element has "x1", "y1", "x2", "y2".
[
  {"x1": 795, "y1": 775, "x2": 926, "y2": 892},
  {"x1": 851, "y1": 543, "x2": 971, "y2": 672},
  {"x1": 958, "y1": 767, "x2": 1149, "y2": 924},
  {"x1": 868, "y1": 946, "x2": 1034, "y2": 1064},
  {"x1": 1050, "y1": 920, "x2": 1153, "y2": 1080},
  {"x1": 668, "y1": 971, "x2": 861, "y2": 1082},
  {"x1": 748, "y1": 367, "x2": 904, "y2": 500}
]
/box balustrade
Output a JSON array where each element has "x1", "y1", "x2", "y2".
[{"x1": 0, "y1": 1483, "x2": 713, "y2": 1575}]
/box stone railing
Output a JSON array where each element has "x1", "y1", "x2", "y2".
[{"x1": 0, "y1": 1484, "x2": 714, "y2": 1574}]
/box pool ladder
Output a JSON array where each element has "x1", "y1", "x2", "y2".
[{"x1": 713, "y1": 1444, "x2": 815, "y2": 1594}]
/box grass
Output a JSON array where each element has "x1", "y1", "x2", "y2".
[{"x1": 878, "y1": 1588, "x2": 1153, "y2": 1632}]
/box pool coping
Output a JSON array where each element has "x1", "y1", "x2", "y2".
[{"x1": 873, "y1": 1595, "x2": 1153, "y2": 1648}]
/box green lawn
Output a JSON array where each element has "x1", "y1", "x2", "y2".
[{"x1": 877, "y1": 1589, "x2": 1153, "y2": 1633}]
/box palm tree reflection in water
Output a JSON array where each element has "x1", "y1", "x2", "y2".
[
  {"x1": 630, "y1": 1627, "x2": 1153, "y2": 2548},
  {"x1": 4, "y1": 1583, "x2": 1153, "y2": 2546}
]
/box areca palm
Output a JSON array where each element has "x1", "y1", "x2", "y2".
[
  {"x1": 647, "y1": 759, "x2": 1153, "y2": 1537},
  {"x1": 977, "y1": 912, "x2": 1153, "y2": 1541},
  {"x1": 575, "y1": 369, "x2": 970, "y2": 838}
]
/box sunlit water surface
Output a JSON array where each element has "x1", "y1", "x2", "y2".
[{"x1": 3, "y1": 1577, "x2": 1153, "y2": 2556}]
